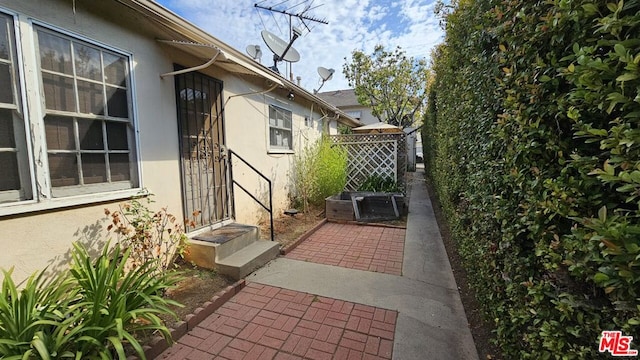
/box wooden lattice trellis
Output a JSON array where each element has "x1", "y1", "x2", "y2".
[{"x1": 330, "y1": 133, "x2": 407, "y2": 192}]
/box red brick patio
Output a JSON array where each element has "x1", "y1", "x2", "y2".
[
  {"x1": 158, "y1": 283, "x2": 397, "y2": 360},
  {"x1": 285, "y1": 223, "x2": 405, "y2": 276}
]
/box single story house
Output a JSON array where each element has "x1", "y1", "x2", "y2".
[{"x1": 0, "y1": 0, "x2": 361, "y2": 282}]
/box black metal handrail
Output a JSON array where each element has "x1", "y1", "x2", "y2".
[{"x1": 228, "y1": 149, "x2": 274, "y2": 242}]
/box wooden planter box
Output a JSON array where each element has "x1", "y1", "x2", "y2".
[{"x1": 325, "y1": 191, "x2": 406, "y2": 222}]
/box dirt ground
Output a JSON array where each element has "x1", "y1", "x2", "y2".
[
  {"x1": 259, "y1": 205, "x2": 328, "y2": 248},
  {"x1": 162, "y1": 259, "x2": 235, "y2": 326}
]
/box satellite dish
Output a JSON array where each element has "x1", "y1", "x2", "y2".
[
  {"x1": 246, "y1": 45, "x2": 262, "y2": 62},
  {"x1": 261, "y1": 30, "x2": 300, "y2": 63},
  {"x1": 318, "y1": 67, "x2": 335, "y2": 81},
  {"x1": 314, "y1": 66, "x2": 335, "y2": 93}
]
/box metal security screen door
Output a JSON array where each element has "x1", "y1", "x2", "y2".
[{"x1": 175, "y1": 71, "x2": 230, "y2": 231}]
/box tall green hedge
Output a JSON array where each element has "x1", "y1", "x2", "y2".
[{"x1": 424, "y1": 0, "x2": 640, "y2": 357}]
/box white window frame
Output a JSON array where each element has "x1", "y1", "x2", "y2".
[
  {"x1": 267, "y1": 104, "x2": 294, "y2": 153},
  {"x1": 0, "y1": 10, "x2": 142, "y2": 217},
  {"x1": 35, "y1": 26, "x2": 137, "y2": 197},
  {"x1": 0, "y1": 10, "x2": 35, "y2": 205}
]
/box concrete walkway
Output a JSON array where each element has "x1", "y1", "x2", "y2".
[
  {"x1": 251, "y1": 168, "x2": 478, "y2": 359},
  {"x1": 158, "y1": 167, "x2": 478, "y2": 359}
]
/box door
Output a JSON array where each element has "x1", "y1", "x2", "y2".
[{"x1": 175, "y1": 70, "x2": 230, "y2": 231}]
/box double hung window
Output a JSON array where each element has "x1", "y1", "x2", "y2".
[
  {"x1": 0, "y1": 10, "x2": 139, "y2": 210},
  {"x1": 37, "y1": 28, "x2": 135, "y2": 196},
  {"x1": 268, "y1": 105, "x2": 292, "y2": 150}
]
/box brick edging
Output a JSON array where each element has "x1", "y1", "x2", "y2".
[
  {"x1": 326, "y1": 219, "x2": 407, "y2": 229},
  {"x1": 279, "y1": 218, "x2": 327, "y2": 255},
  {"x1": 142, "y1": 279, "x2": 246, "y2": 359}
]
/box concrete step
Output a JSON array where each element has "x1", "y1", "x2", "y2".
[
  {"x1": 216, "y1": 240, "x2": 280, "y2": 280},
  {"x1": 185, "y1": 224, "x2": 259, "y2": 269},
  {"x1": 184, "y1": 223, "x2": 280, "y2": 280}
]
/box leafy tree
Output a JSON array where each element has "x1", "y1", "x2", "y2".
[{"x1": 343, "y1": 45, "x2": 429, "y2": 128}]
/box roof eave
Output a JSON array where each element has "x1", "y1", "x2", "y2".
[{"x1": 114, "y1": 0, "x2": 362, "y2": 127}]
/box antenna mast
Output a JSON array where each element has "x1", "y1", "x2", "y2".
[{"x1": 254, "y1": 1, "x2": 328, "y2": 81}]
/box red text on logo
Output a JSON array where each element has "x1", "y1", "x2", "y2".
[{"x1": 599, "y1": 331, "x2": 638, "y2": 357}]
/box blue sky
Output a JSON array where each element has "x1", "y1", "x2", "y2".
[{"x1": 155, "y1": 0, "x2": 444, "y2": 91}]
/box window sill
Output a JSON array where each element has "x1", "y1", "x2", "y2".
[
  {"x1": 267, "y1": 149, "x2": 295, "y2": 155},
  {"x1": 0, "y1": 188, "x2": 145, "y2": 218}
]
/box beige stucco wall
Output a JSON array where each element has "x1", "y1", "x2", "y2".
[
  {"x1": 214, "y1": 71, "x2": 326, "y2": 225},
  {"x1": 0, "y1": 0, "x2": 184, "y2": 283},
  {"x1": 164, "y1": 45, "x2": 330, "y2": 227},
  {"x1": 0, "y1": 0, "x2": 331, "y2": 282}
]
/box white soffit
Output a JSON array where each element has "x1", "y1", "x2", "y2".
[
  {"x1": 158, "y1": 39, "x2": 226, "y2": 60},
  {"x1": 157, "y1": 39, "x2": 282, "y2": 84}
]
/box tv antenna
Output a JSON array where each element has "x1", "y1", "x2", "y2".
[
  {"x1": 314, "y1": 66, "x2": 334, "y2": 93},
  {"x1": 261, "y1": 28, "x2": 301, "y2": 74},
  {"x1": 245, "y1": 45, "x2": 262, "y2": 63},
  {"x1": 254, "y1": 1, "x2": 329, "y2": 31},
  {"x1": 254, "y1": 1, "x2": 329, "y2": 80}
]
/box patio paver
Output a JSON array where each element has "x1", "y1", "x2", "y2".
[
  {"x1": 154, "y1": 168, "x2": 477, "y2": 359},
  {"x1": 285, "y1": 223, "x2": 405, "y2": 275},
  {"x1": 158, "y1": 282, "x2": 397, "y2": 360}
]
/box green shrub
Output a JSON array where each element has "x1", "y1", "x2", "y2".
[
  {"x1": 315, "y1": 140, "x2": 349, "y2": 203},
  {"x1": 357, "y1": 175, "x2": 399, "y2": 193},
  {"x1": 338, "y1": 124, "x2": 353, "y2": 134},
  {"x1": 292, "y1": 137, "x2": 348, "y2": 210},
  {"x1": 426, "y1": 0, "x2": 640, "y2": 357}
]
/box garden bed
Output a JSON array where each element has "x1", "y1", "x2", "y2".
[{"x1": 325, "y1": 191, "x2": 406, "y2": 222}]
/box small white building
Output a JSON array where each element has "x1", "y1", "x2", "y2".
[{"x1": 0, "y1": 0, "x2": 361, "y2": 282}]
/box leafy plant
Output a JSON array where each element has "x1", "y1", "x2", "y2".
[
  {"x1": 338, "y1": 124, "x2": 353, "y2": 134},
  {"x1": 425, "y1": 0, "x2": 640, "y2": 357},
  {"x1": 292, "y1": 137, "x2": 348, "y2": 211},
  {"x1": 105, "y1": 195, "x2": 189, "y2": 276},
  {"x1": 0, "y1": 268, "x2": 77, "y2": 359},
  {"x1": 358, "y1": 175, "x2": 399, "y2": 193},
  {"x1": 68, "y1": 241, "x2": 181, "y2": 359},
  {"x1": 292, "y1": 140, "x2": 320, "y2": 212},
  {"x1": 0, "y1": 241, "x2": 181, "y2": 359}
]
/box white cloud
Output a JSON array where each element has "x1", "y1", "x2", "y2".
[{"x1": 157, "y1": 0, "x2": 442, "y2": 91}]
